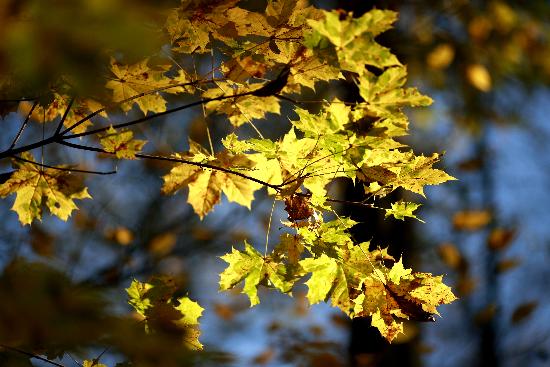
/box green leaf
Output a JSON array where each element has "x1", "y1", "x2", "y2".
[
  {"x1": 384, "y1": 201, "x2": 424, "y2": 222},
  {"x1": 307, "y1": 10, "x2": 401, "y2": 72},
  {"x1": 299, "y1": 254, "x2": 339, "y2": 305},
  {"x1": 219, "y1": 241, "x2": 294, "y2": 306}
]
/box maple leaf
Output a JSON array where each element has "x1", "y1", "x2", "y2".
[
  {"x1": 266, "y1": 42, "x2": 342, "y2": 92},
  {"x1": 0, "y1": 152, "x2": 91, "y2": 225},
  {"x1": 161, "y1": 143, "x2": 262, "y2": 219},
  {"x1": 202, "y1": 81, "x2": 281, "y2": 127},
  {"x1": 83, "y1": 361, "x2": 107, "y2": 367},
  {"x1": 384, "y1": 201, "x2": 424, "y2": 222},
  {"x1": 22, "y1": 94, "x2": 106, "y2": 134},
  {"x1": 298, "y1": 239, "x2": 455, "y2": 342},
  {"x1": 126, "y1": 278, "x2": 204, "y2": 349},
  {"x1": 357, "y1": 66, "x2": 433, "y2": 119},
  {"x1": 307, "y1": 10, "x2": 401, "y2": 73},
  {"x1": 392, "y1": 153, "x2": 456, "y2": 196},
  {"x1": 219, "y1": 241, "x2": 294, "y2": 306},
  {"x1": 105, "y1": 58, "x2": 185, "y2": 115},
  {"x1": 100, "y1": 126, "x2": 147, "y2": 159}
]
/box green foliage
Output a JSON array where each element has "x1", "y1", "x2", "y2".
[
  {"x1": 0, "y1": 0, "x2": 460, "y2": 363},
  {"x1": 385, "y1": 201, "x2": 424, "y2": 222}
]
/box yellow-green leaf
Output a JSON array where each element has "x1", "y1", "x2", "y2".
[
  {"x1": 100, "y1": 126, "x2": 146, "y2": 159},
  {"x1": 0, "y1": 153, "x2": 91, "y2": 225}
]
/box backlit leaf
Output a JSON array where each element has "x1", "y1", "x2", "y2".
[
  {"x1": 100, "y1": 126, "x2": 146, "y2": 159},
  {"x1": 0, "y1": 152, "x2": 91, "y2": 225}
]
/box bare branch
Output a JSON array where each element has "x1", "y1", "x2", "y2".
[
  {"x1": 54, "y1": 96, "x2": 75, "y2": 136},
  {"x1": 63, "y1": 90, "x2": 255, "y2": 139},
  {"x1": 13, "y1": 155, "x2": 117, "y2": 175},
  {"x1": 59, "y1": 78, "x2": 226, "y2": 136},
  {"x1": 9, "y1": 101, "x2": 38, "y2": 150},
  {"x1": 0, "y1": 344, "x2": 67, "y2": 367},
  {"x1": 57, "y1": 140, "x2": 284, "y2": 191}
]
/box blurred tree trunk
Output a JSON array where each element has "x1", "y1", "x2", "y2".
[{"x1": 333, "y1": 2, "x2": 417, "y2": 364}]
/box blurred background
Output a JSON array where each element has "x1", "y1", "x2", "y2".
[{"x1": 1, "y1": 1, "x2": 550, "y2": 366}]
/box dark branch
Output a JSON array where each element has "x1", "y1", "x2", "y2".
[
  {"x1": 0, "y1": 97, "x2": 37, "y2": 102},
  {"x1": 0, "y1": 344, "x2": 66, "y2": 367},
  {"x1": 0, "y1": 89, "x2": 250, "y2": 161},
  {"x1": 54, "y1": 96, "x2": 75, "y2": 136},
  {"x1": 62, "y1": 90, "x2": 255, "y2": 139},
  {"x1": 59, "y1": 78, "x2": 226, "y2": 136},
  {"x1": 57, "y1": 140, "x2": 284, "y2": 191},
  {"x1": 9, "y1": 101, "x2": 38, "y2": 149},
  {"x1": 14, "y1": 155, "x2": 117, "y2": 175}
]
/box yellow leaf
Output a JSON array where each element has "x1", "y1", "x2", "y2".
[
  {"x1": 187, "y1": 169, "x2": 223, "y2": 219},
  {"x1": 22, "y1": 94, "x2": 106, "y2": 134},
  {"x1": 0, "y1": 153, "x2": 91, "y2": 225},
  {"x1": 83, "y1": 361, "x2": 107, "y2": 367},
  {"x1": 105, "y1": 58, "x2": 182, "y2": 114},
  {"x1": 100, "y1": 126, "x2": 147, "y2": 159},
  {"x1": 148, "y1": 232, "x2": 177, "y2": 256},
  {"x1": 162, "y1": 145, "x2": 262, "y2": 219},
  {"x1": 437, "y1": 243, "x2": 464, "y2": 270},
  {"x1": 106, "y1": 226, "x2": 134, "y2": 246},
  {"x1": 371, "y1": 309, "x2": 404, "y2": 342}
]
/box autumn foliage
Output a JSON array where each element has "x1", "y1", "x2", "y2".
[{"x1": 0, "y1": 0, "x2": 458, "y2": 365}]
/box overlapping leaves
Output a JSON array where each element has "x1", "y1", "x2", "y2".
[
  {"x1": 126, "y1": 277, "x2": 204, "y2": 350},
  {"x1": 219, "y1": 221, "x2": 456, "y2": 342},
  {"x1": 161, "y1": 141, "x2": 262, "y2": 219},
  {"x1": 0, "y1": 1, "x2": 459, "y2": 346}
]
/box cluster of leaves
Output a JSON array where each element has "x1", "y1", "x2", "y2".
[
  {"x1": 0, "y1": 0, "x2": 457, "y2": 358},
  {"x1": 0, "y1": 261, "x2": 201, "y2": 367}
]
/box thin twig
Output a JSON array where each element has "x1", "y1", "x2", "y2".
[
  {"x1": 59, "y1": 78, "x2": 223, "y2": 136},
  {"x1": 13, "y1": 155, "x2": 117, "y2": 175},
  {"x1": 0, "y1": 344, "x2": 66, "y2": 367},
  {"x1": 63, "y1": 90, "x2": 256, "y2": 139},
  {"x1": 0, "y1": 97, "x2": 38, "y2": 102},
  {"x1": 56, "y1": 140, "x2": 284, "y2": 191},
  {"x1": 0, "y1": 89, "x2": 254, "y2": 160},
  {"x1": 54, "y1": 97, "x2": 75, "y2": 135},
  {"x1": 9, "y1": 101, "x2": 38, "y2": 149}
]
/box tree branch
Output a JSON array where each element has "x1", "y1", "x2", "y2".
[
  {"x1": 13, "y1": 155, "x2": 117, "y2": 175},
  {"x1": 0, "y1": 344, "x2": 66, "y2": 367},
  {"x1": 9, "y1": 100, "x2": 38, "y2": 149},
  {"x1": 62, "y1": 90, "x2": 255, "y2": 139},
  {"x1": 0, "y1": 89, "x2": 251, "y2": 161},
  {"x1": 59, "y1": 78, "x2": 226, "y2": 136},
  {"x1": 57, "y1": 140, "x2": 284, "y2": 191},
  {"x1": 54, "y1": 96, "x2": 74, "y2": 136}
]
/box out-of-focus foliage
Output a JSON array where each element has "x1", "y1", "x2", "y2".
[{"x1": 0, "y1": 0, "x2": 170, "y2": 98}]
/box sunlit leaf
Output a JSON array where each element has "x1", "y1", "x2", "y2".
[{"x1": 0, "y1": 152, "x2": 91, "y2": 225}]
